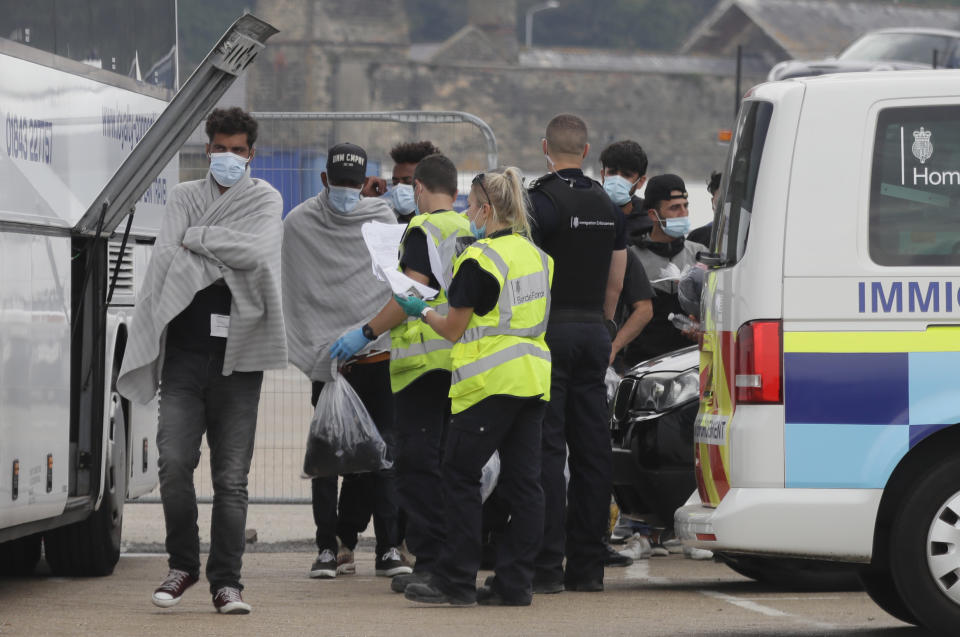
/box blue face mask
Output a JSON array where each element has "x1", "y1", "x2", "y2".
[
  {"x1": 387, "y1": 184, "x2": 416, "y2": 215},
  {"x1": 658, "y1": 215, "x2": 691, "y2": 238},
  {"x1": 469, "y1": 219, "x2": 486, "y2": 240},
  {"x1": 209, "y1": 152, "x2": 248, "y2": 187},
  {"x1": 327, "y1": 185, "x2": 362, "y2": 214},
  {"x1": 603, "y1": 175, "x2": 637, "y2": 206},
  {"x1": 469, "y1": 206, "x2": 487, "y2": 239}
]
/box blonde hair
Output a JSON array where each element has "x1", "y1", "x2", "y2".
[{"x1": 472, "y1": 167, "x2": 532, "y2": 238}]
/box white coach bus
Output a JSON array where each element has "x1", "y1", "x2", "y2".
[{"x1": 0, "y1": 12, "x2": 277, "y2": 576}]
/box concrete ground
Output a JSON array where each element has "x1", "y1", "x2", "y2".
[{"x1": 0, "y1": 503, "x2": 934, "y2": 637}]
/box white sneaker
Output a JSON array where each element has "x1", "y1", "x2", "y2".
[
  {"x1": 684, "y1": 546, "x2": 714, "y2": 560},
  {"x1": 663, "y1": 537, "x2": 684, "y2": 554},
  {"x1": 618, "y1": 533, "x2": 652, "y2": 560}
]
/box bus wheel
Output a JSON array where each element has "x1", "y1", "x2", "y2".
[
  {"x1": 45, "y1": 385, "x2": 127, "y2": 577},
  {"x1": 859, "y1": 566, "x2": 918, "y2": 625},
  {"x1": 890, "y1": 457, "x2": 960, "y2": 633},
  {"x1": 0, "y1": 533, "x2": 42, "y2": 576}
]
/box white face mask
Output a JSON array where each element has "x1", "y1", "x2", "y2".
[
  {"x1": 387, "y1": 183, "x2": 416, "y2": 215},
  {"x1": 209, "y1": 152, "x2": 248, "y2": 187},
  {"x1": 327, "y1": 185, "x2": 362, "y2": 214}
]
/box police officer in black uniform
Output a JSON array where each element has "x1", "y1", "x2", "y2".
[{"x1": 528, "y1": 113, "x2": 627, "y2": 593}]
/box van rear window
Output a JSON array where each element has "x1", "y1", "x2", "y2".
[
  {"x1": 715, "y1": 101, "x2": 773, "y2": 265},
  {"x1": 870, "y1": 106, "x2": 960, "y2": 266}
]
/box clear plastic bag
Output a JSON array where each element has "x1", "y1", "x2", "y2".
[
  {"x1": 302, "y1": 371, "x2": 392, "y2": 478},
  {"x1": 480, "y1": 451, "x2": 500, "y2": 503}
]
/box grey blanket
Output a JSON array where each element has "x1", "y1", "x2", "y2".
[
  {"x1": 283, "y1": 191, "x2": 395, "y2": 382},
  {"x1": 118, "y1": 171, "x2": 287, "y2": 404}
]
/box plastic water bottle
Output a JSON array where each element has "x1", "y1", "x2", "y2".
[{"x1": 668, "y1": 312, "x2": 699, "y2": 332}]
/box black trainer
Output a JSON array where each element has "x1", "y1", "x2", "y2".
[
  {"x1": 391, "y1": 571, "x2": 429, "y2": 593},
  {"x1": 532, "y1": 573, "x2": 564, "y2": 594},
  {"x1": 309, "y1": 548, "x2": 337, "y2": 579},
  {"x1": 376, "y1": 547, "x2": 413, "y2": 577},
  {"x1": 476, "y1": 585, "x2": 532, "y2": 606},
  {"x1": 603, "y1": 542, "x2": 634, "y2": 567},
  {"x1": 404, "y1": 582, "x2": 476, "y2": 606},
  {"x1": 565, "y1": 578, "x2": 604, "y2": 592}
]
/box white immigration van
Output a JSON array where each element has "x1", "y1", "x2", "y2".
[{"x1": 676, "y1": 70, "x2": 960, "y2": 634}]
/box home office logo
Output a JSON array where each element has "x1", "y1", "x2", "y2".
[
  {"x1": 571, "y1": 216, "x2": 579, "y2": 229},
  {"x1": 908, "y1": 126, "x2": 960, "y2": 187},
  {"x1": 912, "y1": 127, "x2": 933, "y2": 164}
]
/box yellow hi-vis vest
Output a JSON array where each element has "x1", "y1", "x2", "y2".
[
  {"x1": 448, "y1": 233, "x2": 554, "y2": 414},
  {"x1": 389, "y1": 210, "x2": 472, "y2": 392}
]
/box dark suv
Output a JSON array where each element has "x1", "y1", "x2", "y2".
[{"x1": 610, "y1": 345, "x2": 699, "y2": 528}]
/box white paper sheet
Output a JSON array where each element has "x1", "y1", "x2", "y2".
[{"x1": 361, "y1": 221, "x2": 439, "y2": 300}]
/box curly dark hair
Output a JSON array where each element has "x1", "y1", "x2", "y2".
[
  {"x1": 599, "y1": 140, "x2": 648, "y2": 177},
  {"x1": 389, "y1": 140, "x2": 441, "y2": 165},
  {"x1": 707, "y1": 170, "x2": 722, "y2": 195},
  {"x1": 205, "y1": 107, "x2": 259, "y2": 148}
]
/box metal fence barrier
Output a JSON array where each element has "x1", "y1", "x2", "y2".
[{"x1": 133, "y1": 110, "x2": 498, "y2": 504}]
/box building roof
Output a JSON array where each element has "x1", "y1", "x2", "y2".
[
  {"x1": 682, "y1": 0, "x2": 960, "y2": 59},
  {"x1": 409, "y1": 43, "x2": 766, "y2": 76}
]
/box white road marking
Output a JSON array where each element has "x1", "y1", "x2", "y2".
[{"x1": 700, "y1": 590, "x2": 839, "y2": 630}]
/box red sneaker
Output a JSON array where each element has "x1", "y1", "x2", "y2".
[
  {"x1": 152, "y1": 569, "x2": 199, "y2": 608},
  {"x1": 213, "y1": 586, "x2": 251, "y2": 614}
]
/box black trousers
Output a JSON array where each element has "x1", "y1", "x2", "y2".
[
  {"x1": 535, "y1": 321, "x2": 613, "y2": 585},
  {"x1": 433, "y1": 395, "x2": 546, "y2": 603},
  {"x1": 394, "y1": 370, "x2": 451, "y2": 574},
  {"x1": 310, "y1": 360, "x2": 399, "y2": 555}
]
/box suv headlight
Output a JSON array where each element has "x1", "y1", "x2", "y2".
[{"x1": 632, "y1": 370, "x2": 699, "y2": 412}]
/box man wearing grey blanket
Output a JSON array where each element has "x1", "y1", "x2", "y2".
[
  {"x1": 118, "y1": 108, "x2": 286, "y2": 615},
  {"x1": 283, "y1": 143, "x2": 411, "y2": 582}
]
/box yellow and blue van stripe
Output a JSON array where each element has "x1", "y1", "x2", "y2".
[{"x1": 783, "y1": 328, "x2": 960, "y2": 489}]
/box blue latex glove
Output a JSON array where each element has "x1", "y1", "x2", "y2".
[
  {"x1": 394, "y1": 294, "x2": 428, "y2": 317},
  {"x1": 330, "y1": 328, "x2": 371, "y2": 361}
]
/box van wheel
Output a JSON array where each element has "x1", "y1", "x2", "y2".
[
  {"x1": 859, "y1": 567, "x2": 918, "y2": 625},
  {"x1": 45, "y1": 385, "x2": 127, "y2": 577},
  {"x1": 890, "y1": 457, "x2": 960, "y2": 634},
  {"x1": 0, "y1": 533, "x2": 42, "y2": 576}
]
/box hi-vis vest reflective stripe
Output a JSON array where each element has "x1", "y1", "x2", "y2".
[
  {"x1": 390, "y1": 210, "x2": 471, "y2": 393},
  {"x1": 449, "y1": 233, "x2": 554, "y2": 414}
]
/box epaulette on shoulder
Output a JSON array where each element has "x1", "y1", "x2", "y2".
[{"x1": 527, "y1": 173, "x2": 557, "y2": 192}]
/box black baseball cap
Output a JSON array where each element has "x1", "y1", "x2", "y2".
[
  {"x1": 326, "y1": 142, "x2": 367, "y2": 184},
  {"x1": 644, "y1": 174, "x2": 688, "y2": 211}
]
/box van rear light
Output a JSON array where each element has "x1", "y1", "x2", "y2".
[
  {"x1": 735, "y1": 320, "x2": 782, "y2": 404},
  {"x1": 696, "y1": 533, "x2": 717, "y2": 541}
]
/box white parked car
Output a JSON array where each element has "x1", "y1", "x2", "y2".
[{"x1": 767, "y1": 27, "x2": 960, "y2": 81}]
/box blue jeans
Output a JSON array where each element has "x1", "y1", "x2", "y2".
[{"x1": 157, "y1": 345, "x2": 263, "y2": 593}]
